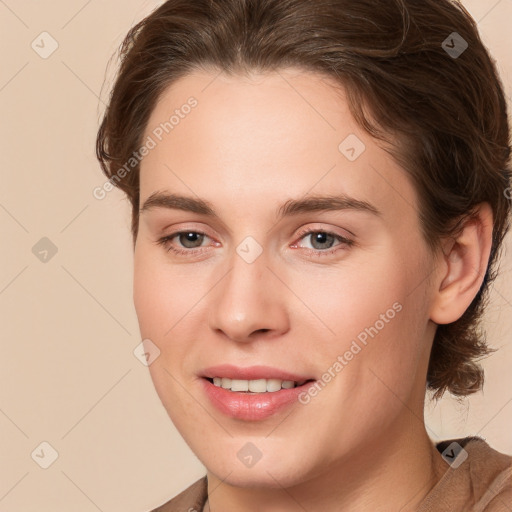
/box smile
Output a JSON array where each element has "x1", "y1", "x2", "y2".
[{"x1": 208, "y1": 377, "x2": 308, "y2": 393}]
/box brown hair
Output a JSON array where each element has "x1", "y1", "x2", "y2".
[{"x1": 96, "y1": 0, "x2": 511, "y2": 399}]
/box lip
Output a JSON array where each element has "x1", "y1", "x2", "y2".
[
  {"x1": 200, "y1": 364, "x2": 314, "y2": 382},
  {"x1": 200, "y1": 364, "x2": 316, "y2": 421}
]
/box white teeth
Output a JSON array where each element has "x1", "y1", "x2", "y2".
[
  {"x1": 266, "y1": 379, "x2": 282, "y2": 392},
  {"x1": 231, "y1": 379, "x2": 249, "y2": 392},
  {"x1": 248, "y1": 379, "x2": 267, "y2": 392},
  {"x1": 221, "y1": 377, "x2": 232, "y2": 389},
  {"x1": 211, "y1": 377, "x2": 304, "y2": 392}
]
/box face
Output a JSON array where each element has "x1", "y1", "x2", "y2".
[{"x1": 134, "y1": 68, "x2": 439, "y2": 487}]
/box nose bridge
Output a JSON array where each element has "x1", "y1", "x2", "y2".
[{"x1": 208, "y1": 242, "x2": 289, "y2": 342}]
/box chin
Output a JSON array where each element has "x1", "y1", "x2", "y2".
[
  {"x1": 200, "y1": 448, "x2": 313, "y2": 489},
  {"x1": 213, "y1": 467, "x2": 306, "y2": 489}
]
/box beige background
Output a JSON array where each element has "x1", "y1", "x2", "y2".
[{"x1": 0, "y1": 1, "x2": 511, "y2": 510}]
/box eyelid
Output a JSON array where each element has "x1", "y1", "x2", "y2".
[
  {"x1": 155, "y1": 229, "x2": 214, "y2": 252},
  {"x1": 156, "y1": 221, "x2": 216, "y2": 242},
  {"x1": 291, "y1": 225, "x2": 354, "y2": 253}
]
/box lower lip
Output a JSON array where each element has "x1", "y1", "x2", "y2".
[{"x1": 201, "y1": 378, "x2": 316, "y2": 421}]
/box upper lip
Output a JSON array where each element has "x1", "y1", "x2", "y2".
[{"x1": 201, "y1": 364, "x2": 315, "y2": 382}]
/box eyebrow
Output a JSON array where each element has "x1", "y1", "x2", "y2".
[{"x1": 139, "y1": 191, "x2": 381, "y2": 219}]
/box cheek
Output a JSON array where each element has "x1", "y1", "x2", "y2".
[
  {"x1": 133, "y1": 249, "x2": 203, "y2": 420},
  {"x1": 133, "y1": 258, "x2": 165, "y2": 338},
  {"x1": 133, "y1": 246, "x2": 193, "y2": 338},
  {"x1": 289, "y1": 252, "x2": 409, "y2": 347},
  {"x1": 291, "y1": 250, "x2": 429, "y2": 404},
  {"x1": 133, "y1": 244, "x2": 213, "y2": 377}
]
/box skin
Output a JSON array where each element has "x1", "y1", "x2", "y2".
[{"x1": 133, "y1": 68, "x2": 493, "y2": 511}]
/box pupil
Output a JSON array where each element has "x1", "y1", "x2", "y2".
[
  {"x1": 180, "y1": 232, "x2": 203, "y2": 248},
  {"x1": 312, "y1": 232, "x2": 333, "y2": 249}
]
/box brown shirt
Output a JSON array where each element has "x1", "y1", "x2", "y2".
[{"x1": 149, "y1": 437, "x2": 512, "y2": 511}]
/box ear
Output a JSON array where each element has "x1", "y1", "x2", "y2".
[{"x1": 429, "y1": 202, "x2": 494, "y2": 325}]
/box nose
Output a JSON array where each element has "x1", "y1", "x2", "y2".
[{"x1": 208, "y1": 248, "x2": 290, "y2": 343}]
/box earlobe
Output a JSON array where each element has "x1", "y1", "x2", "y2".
[{"x1": 429, "y1": 202, "x2": 494, "y2": 325}]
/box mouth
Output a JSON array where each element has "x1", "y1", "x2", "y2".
[
  {"x1": 200, "y1": 372, "x2": 318, "y2": 420},
  {"x1": 204, "y1": 377, "x2": 315, "y2": 393}
]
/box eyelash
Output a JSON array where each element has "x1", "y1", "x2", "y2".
[{"x1": 155, "y1": 228, "x2": 354, "y2": 258}]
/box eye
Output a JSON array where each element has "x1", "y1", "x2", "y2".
[
  {"x1": 156, "y1": 230, "x2": 213, "y2": 255},
  {"x1": 155, "y1": 227, "x2": 354, "y2": 258},
  {"x1": 174, "y1": 231, "x2": 207, "y2": 249},
  {"x1": 293, "y1": 228, "x2": 354, "y2": 256}
]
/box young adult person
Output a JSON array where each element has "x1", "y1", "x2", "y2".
[{"x1": 96, "y1": 1, "x2": 512, "y2": 510}]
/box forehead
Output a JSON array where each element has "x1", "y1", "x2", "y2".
[{"x1": 139, "y1": 68, "x2": 419, "y2": 227}]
